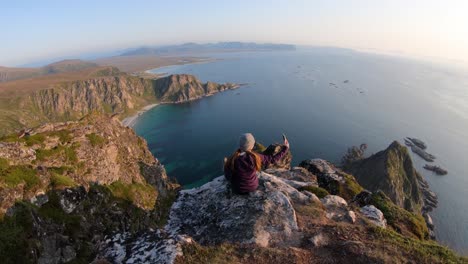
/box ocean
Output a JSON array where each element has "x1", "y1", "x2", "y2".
[{"x1": 133, "y1": 48, "x2": 468, "y2": 254}]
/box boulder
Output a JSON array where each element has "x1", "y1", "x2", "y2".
[
  {"x1": 300, "y1": 159, "x2": 343, "y2": 195},
  {"x1": 59, "y1": 186, "x2": 87, "y2": 213},
  {"x1": 309, "y1": 233, "x2": 329, "y2": 247},
  {"x1": 352, "y1": 190, "x2": 373, "y2": 207},
  {"x1": 30, "y1": 193, "x2": 49, "y2": 207},
  {"x1": 95, "y1": 231, "x2": 183, "y2": 264},
  {"x1": 360, "y1": 205, "x2": 387, "y2": 228},
  {"x1": 346, "y1": 211, "x2": 357, "y2": 223},
  {"x1": 265, "y1": 166, "x2": 317, "y2": 185},
  {"x1": 321, "y1": 195, "x2": 348, "y2": 207},
  {"x1": 423, "y1": 213, "x2": 434, "y2": 230},
  {"x1": 320, "y1": 195, "x2": 350, "y2": 222},
  {"x1": 165, "y1": 172, "x2": 315, "y2": 247}
]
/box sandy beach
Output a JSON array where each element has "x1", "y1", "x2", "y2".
[{"x1": 121, "y1": 103, "x2": 159, "y2": 127}]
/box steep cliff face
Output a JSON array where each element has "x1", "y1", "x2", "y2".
[
  {"x1": 30, "y1": 75, "x2": 155, "y2": 119},
  {"x1": 0, "y1": 113, "x2": 176, "y2": 213},
  {"x1": 0, "y1": 74, "x2": 239, "y2": 136},
  {"x1": 154, "y1": 74, "x2": 239, "y2": 103},
  {"x1": 0, "y1": 113, "x2": 178, "y2": 263},
  {"x1": 344, "y1": 141, "x2": 425, "y2": 213}
]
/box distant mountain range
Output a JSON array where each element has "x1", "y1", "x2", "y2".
[{"x1": 121, "y1": 42, "x2": 296, "y2": 56}]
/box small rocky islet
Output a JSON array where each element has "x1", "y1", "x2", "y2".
[{"x1": 404, "y1": 137, "x2": 448, "y2": 175}]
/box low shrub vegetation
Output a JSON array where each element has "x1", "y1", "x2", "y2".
[
  {"x1": 36, "y1": 145, "x2": 78, "y2": 163},
  {"x1": 0, "y1": 163, "x2": 40, "y2": 191},
  {"x1": 50, "y1": 173, "x2": 76, "y2": 189},
  {"x1": 86, "y1": 133, "x2": 107, "y2": 147},
  {"x1": 371, "y1": 191, "x2": 428, "y2": 239},
  {"x1": 372, "y1": 226, "x2": 467, "y2": 263},
  {"x1": 107, "y1": 180, "x2": 157, "y2": 209},
  {"x1": 298, "y1": 185, "x2": 329, "y2": 198}
]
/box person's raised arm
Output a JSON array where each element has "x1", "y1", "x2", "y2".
[{"x1": 259, "y1": 137, "x2": 290, "y2": 166}]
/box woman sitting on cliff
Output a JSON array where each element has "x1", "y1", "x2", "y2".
[{"x1": 224, "y1": 133, "x2": 289, "y2": 194}]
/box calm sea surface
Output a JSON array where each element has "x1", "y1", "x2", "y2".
[{"x1": 133, "y1": 48, "x2": 468, "y2": 254}]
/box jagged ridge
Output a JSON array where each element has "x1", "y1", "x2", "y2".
[{"x1": 344, "y1": 141, "x2": 426, "y2": 213}]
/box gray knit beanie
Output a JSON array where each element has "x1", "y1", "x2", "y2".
[{"x1": 239, "y1": 133, "x2": 255, "y2": 151}]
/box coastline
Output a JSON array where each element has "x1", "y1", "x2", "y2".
[
  {"x1": 121, "y1": 58, "x2": 219, "y2": 127},
  {"x1": 120, "y1": 83, "x2": 243, "y2": 127},
  {"x1": 143, "y1": 58, "x2": 219, "y2": 77},
  {"x1": 121, "y1": 103, "x2": 159, "y2": 127}
]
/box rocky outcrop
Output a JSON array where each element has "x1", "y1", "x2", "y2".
[
  {"x1": 360, "y1": 205, "x2": 387, "y2": 227},
  {"x1": 31, "y1": 75, "x2": 153, "y2": 119},
  {"x1": 299, "y1": 159, "x2": 363, "y2": 200},
  {"x1": 0, "y1": 113, "x2": 176, "y2": 214},
  {"x1": 94, "y1": 165, "x2": 464, "y2": 264},
  {"x1": 96, "y1": 169, "x2": 392, "y2": 263},
  {"x1": 1, "y1": 137, "x2": 464, "y2": 263},
  {"x1": 344, "y1": 141, "x2": 427, "y2": 213},
  {"x1": 344, "y1": 141, "x2": 439, "y2": 239},
  {"x1": 154, "y1": 74, "x2": 239, "y2": 103},
  {"x1": 0, "y1": 113, "x2": 178, "y2": 263},
  {"x1": 166, "y1": 173, "x2": 314, "y2": 247}
]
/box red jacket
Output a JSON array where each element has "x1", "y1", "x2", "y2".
[{"x1": 224, "y1": 146, "x2": 289, "y2": 194}]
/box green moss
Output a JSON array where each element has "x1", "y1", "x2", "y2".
[
  {"x1": 85, "y1": 133, "x2": 107, "y2": 147},
  {"x1": 50, "y1": 173, "x2": 76, "y2": 189},
  {"x1": 48, "y1": 166, "x2": 73, "y2": 175},
  {"x1": 342, "y1": 173, "x2": 364, "y2": 196},
  {"x1": 372, "y1": 226, "x2": 467, "y2": 263},
  {"x1": 0, "y1": 132, "x2": 46, "y2": 146},
  {"x1": 102, "y1": 103, "x2": 113, "y2": 113},
  {"x1": 64, "y1": 146, "x2": 78, "y2": 163},
  {"x1": 0, "y1": 133, "x2": 20, "y2": 142},
  {"x1": 24, "y1": 134, "x2": 46, "y2": 146},
  {"x1": 298, "y1": 185, "x2": 329, "y2": 198},
  {"x1": 47, "y1": 130, "x2": 72, "y2": 143},
  {"x1": 371, "y1": 191, "x2": 428, "y2": 239},
  {"x1": 107, "y1": 181, "x2": 157, "y2": 209},
  {"x1": 0, "y1": 165, "x2": 40, "y2": 190},
  {"x1": 36, "y1": 145, "x2": 78, "y2": 163},
  {"x1": 294, "y1": 201, "x2": 326, "y2": 221},
  {"x1": 334, "y1": 173, "x2": 364, "y2": 200},
  {"x1": 0, "y1": 158, "x2": 8, "y2": 171},
  {"x1": 36, "y1": 146, "x2": 62, "y2": 161}
]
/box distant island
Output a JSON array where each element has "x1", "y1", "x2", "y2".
[{"x1": 121, "y1": 42, "x2": 296, "y2": 56}]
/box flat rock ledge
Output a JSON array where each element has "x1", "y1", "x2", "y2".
[{"x1": 166, "y1": 172, "x2": 317, "y2": 247}]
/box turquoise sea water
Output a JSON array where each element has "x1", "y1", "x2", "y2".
[{"x1": 133, "y1": 48, "x2": 468, "y2": 254}]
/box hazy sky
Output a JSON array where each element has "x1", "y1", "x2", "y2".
[{"x1": 2, "y1": 0, "x2": 468, "y2": 66}]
